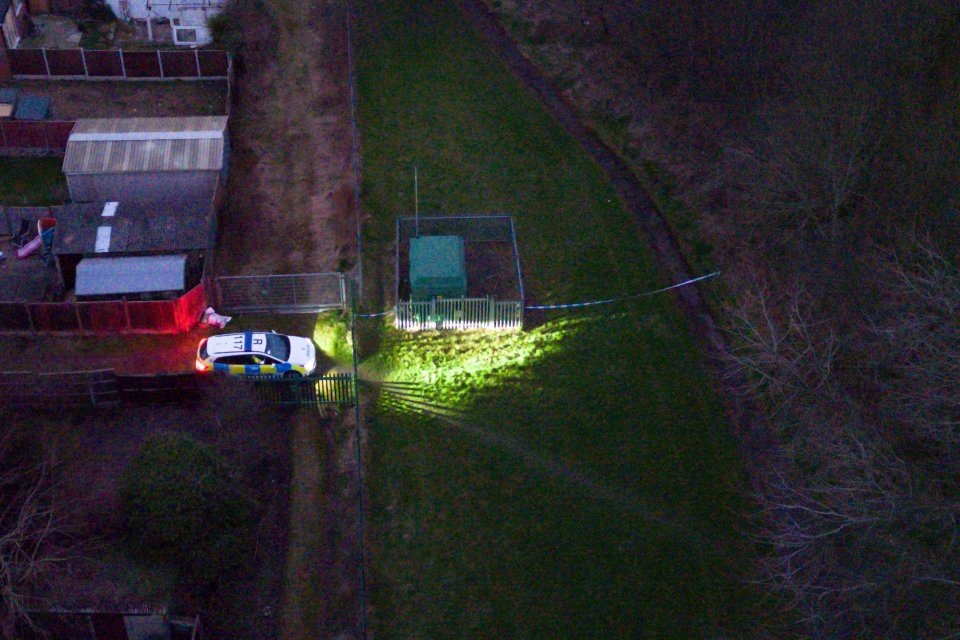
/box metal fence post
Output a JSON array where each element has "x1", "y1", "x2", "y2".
[
  {"x1": 194, "y1": 48, "x2": 201, "y2": 77},
  {"x1": 41, "y1": 47, "x2": 50, "y2": 77},
  {"x1": 157, "y1": 50, "x2": 164, "y2": 78},
  {"x1": 80, "y1": 48, "x2": 89, "y2": 77},
  {"x1": 119, "y1": 49, "x2": 127, "y2": 78}
]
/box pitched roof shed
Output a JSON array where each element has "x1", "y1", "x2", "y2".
[{"x1": 63, "y1": 116, "x2": 228, "y2": 175}]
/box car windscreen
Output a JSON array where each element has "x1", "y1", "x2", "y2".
[{"x1": 264, "y1": 334, "x2": 291, "y2": 361}]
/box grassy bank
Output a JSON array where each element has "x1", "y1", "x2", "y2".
[
  {"x1": 356, "y1": 1, "x2": 753, "y2": 636},
  {"x1": 0, "y1": 157, "x2": 68, "y2": 205}
]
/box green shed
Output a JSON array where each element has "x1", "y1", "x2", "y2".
[{"x1": 409, "y1": 235, "x2": 467, "y2": 301}]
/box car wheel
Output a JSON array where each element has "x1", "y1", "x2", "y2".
[{"x1": 283, "y1": 371, "x2": 303, "y2": 379}]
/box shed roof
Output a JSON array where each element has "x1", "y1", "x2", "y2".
[
  {"x1": 63, "y1": 116, "x2": 228, "y2": 175},
  {"x1": 75, "y1": 254, "x2": 187, "y2": 297},
  {"x1": 14, "y1": 95, "x2": 50, "y2": 121},
  {"x1": 52, "y1": 200, "x2": 214, "y2": 255}
]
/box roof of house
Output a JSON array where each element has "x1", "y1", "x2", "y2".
[
  {"x1": 62, "y1": 116, "x2": 228, "y2": 175},
  {"x1": 75, "y1": 254, "x2": 187, "y2": 297},
  {"x1": 52, "y1": 200, "x2": 214, "y2": 255}
]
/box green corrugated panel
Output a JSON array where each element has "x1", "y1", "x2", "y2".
[{"x1": 409, "y1": 235, "x2": 467, "y2": 301}]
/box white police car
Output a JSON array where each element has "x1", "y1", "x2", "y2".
[{"x1": 196, "y1": 331, "x2": 317, "y2": 377}]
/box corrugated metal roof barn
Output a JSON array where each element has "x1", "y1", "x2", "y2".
[
  {"x1": 63, "y1": 116, "x2": 228, "y2": 174},
  {"x1": 62, "y1": 116, "x2": 228, "y2": 206}
]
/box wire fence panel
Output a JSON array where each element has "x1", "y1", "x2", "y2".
[
  {"x1": 216, "y1": 272, "x2": 346, "y2": 313},
  {"x1": 396, "y1": 298, "x2": 522, "y2": 331},
  {"x1": 397, "y1": 215, "x2": 514, "y2": 243}
]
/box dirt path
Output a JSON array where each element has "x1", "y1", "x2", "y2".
[
  {"x1": 280, "y1": 409, "x2": 337, "y2": 640},
  {"x1": 217, "y1": 0, "x2": 356, "y2": 276},
  {"x1": 455, "y1": 0, "x2": 771, "y2": 458}
]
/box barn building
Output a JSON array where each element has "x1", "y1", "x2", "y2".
[{"x1": 62, "y1": 116, "x2": 228, "y2": 207}]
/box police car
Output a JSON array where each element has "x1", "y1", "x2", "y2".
[{"x1": 196, "y1": 331, "x2": 317, "y2": 377}]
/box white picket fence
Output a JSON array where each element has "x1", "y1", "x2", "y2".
[{"x1": 396, "y1": 297, "x2": 522, "y2": 331}]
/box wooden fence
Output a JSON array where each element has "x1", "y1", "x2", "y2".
[
  {"x1": 0, "y1": 370, "x2": 356, "y2": 409},
  {"x1": 0, "y1": 369, "x2": 120, "y2": 408},
  {"x1": 9, "y1": 48, "x2": 229, "y2": 79},
  {"x1": 0, "y1": 282, "x2": 208, "y2": 334},
  {"x1": 396, "y1": 297, "x2": 523, "y2": 331},
  {"x1": 0, "y1": 119, "x2": 74, "y2": 153}
]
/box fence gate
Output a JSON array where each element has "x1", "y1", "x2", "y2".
[{"x1": 216, "y1": 273, "x2": 347, "y2": 314}]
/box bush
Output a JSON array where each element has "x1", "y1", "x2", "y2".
[
  {"x1": 208, "y1": 11, "x2": 244, "y2": 54},
  {"x1": 119, "y1": 433, "x2": 255, "y2": 585}
]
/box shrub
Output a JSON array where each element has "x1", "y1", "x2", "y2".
[{"x1": 119, "y1": 433, "x2": 255, "y2": 585}]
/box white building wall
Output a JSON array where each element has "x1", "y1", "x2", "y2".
[{"x1": 106, "y1": 0, "x2": 225, "y2": 27}]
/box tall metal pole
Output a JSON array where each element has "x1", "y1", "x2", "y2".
[{"x1": 414, "y1": 164, "x2": 419, "y2": 238}]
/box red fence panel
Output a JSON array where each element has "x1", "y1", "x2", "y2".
[
  {"x1": 159, "y1": 50, "x2": 199, "y2": 78},
  {"x1": 2, "y1": 121, "x2": 47, "y2": 149},
  {"x1": 122, "y1": 50, "x2": 161, "y2": 78},
  {"x1": 127, "y1": 300, "x2": 177, "y2": 332},
  {"x1": 197, "y1": 50, "x2": 228, "y2": 77},
  {"x1": 83, "y1": 49, "x2": 124, "y2": 77},
  {"x1": 0, "y1": 303, "x2": 32, "y2": 331},
  {"x1": 78, "y1": 301, "x2": 128, "y2": 332},
  {"x1": 29, "y1": 303, "x2": 80, "y2": 331},
  {"x1": 45, "y1": 49, "x2": 84, "y2": 76},
  {"x1": 44, "y1": 121, "x2": 75, "y2": 150},
  {"x1": 9, "y1": 49, "x2": 46, "y2": 75},
  {"x1": 175, "y1": 282, "x2": 207, "y2": 331}
]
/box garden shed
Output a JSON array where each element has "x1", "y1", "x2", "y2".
[
  {"x1": 409, "y1": 235, "x2": 467, "y2": 301},
  {"x1": 75, "y1": 254, "x2": 187, "y2": 300},
  {"x1": 52, "y1": 199, "x2": 213, "y2": 292},
  {"x1": 62, "y1": 116, "x2": 228, "y2": 206}
]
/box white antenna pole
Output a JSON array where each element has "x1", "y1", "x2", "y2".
[{"x1": 414, "y1": 164, "x2": 420, "y2": 238}]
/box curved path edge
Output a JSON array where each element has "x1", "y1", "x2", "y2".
[{"x1": 455, "y1": 0, "x2": 772, "y2": 463}]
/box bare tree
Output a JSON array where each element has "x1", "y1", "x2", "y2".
[{"x1": 0, "y1": 428, "x2": 72, "y2": 640}]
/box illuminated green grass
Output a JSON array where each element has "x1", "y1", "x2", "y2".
[{"x1": 356, "y1": 1, "x2": 754, "y2": 636}]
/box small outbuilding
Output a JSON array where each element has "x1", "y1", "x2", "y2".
[
  {"x1": 52, "y1": 199, "x2": 212, "y2": 296},
  {"x1": 409, "y1": 235, "x2": 467, "y2": 301},
  {"x1": 62, "y1": 116, "x2": 229, "y2": 207},
  {"x1": 75, "y1": 254, "x2": 188, "y2": 300}
]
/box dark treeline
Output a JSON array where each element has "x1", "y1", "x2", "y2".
[{"x1": 496, "y1": 0, "x2": 960, "y2": 636}]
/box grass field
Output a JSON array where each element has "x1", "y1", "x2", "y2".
[
  {"x1": 0, "y1": 157, "x2": 68, "y2": 205},
  {"x1": 356, "y1": 1, "x2": 753, "y2": 636}
]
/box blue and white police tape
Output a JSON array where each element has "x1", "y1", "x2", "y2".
[
  {"x1": 354, "y1": 308, "x2": 395, "y2": 318},
  {"x1": 525, "y1": 271, "x2": 720, "y2": 310}
]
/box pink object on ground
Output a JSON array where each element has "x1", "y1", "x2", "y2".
[{"x1": 16, "y1": 234, "x2": 42, "y2": 259}]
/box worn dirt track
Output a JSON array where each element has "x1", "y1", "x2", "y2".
[{"x1": 455, "y1": 0, "x2": 770, "y2": 458}]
